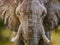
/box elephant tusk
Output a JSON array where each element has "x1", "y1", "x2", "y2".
[
  {"x1": 11, "y1": 35, "x2": 18, "y2": 43},
  {"x1": 42, "y1": 35, "x2": 50, "y2": 43}
]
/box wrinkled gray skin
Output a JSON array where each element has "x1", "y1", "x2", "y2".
[
  {"x1": 44, "y1": 0, "x2": 60, "y2": 28},
  {"x1": 0, "y1": 0, "x2": 60, "y2": 45},
  {"x1": 11, "y1": 0, "x2": 50, "y2": 45},
  {"x1": 44, "y1": 0, "x2": 60, "y2": 35},
  {"x1": 0, "y1": 0, "x2": 50, "y2": 45},
  {"x1": 0, "y1": 0, "x2": 49, "y2": 45}
]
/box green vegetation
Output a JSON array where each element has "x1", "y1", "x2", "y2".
[
  {"x1": 0, "y1": 20, "x2": 4, "y2": 27},
  {"x1": 0, "y1": 27, "x2": 12, "y2": 45},
  {"x1": 51, "y1": 31, "x2": 60, "y2": 45}
]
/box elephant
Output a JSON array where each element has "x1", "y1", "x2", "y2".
[
  {"x1": 1, "y1": 0, "x2": 60, "y2": 45},
  {"x1": 11, "y1": 0, "x2": 50, "y2": 45}
]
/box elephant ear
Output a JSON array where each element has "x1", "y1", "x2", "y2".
[{"x1": 44, "y1": 0, "x2": 50, "y2": 3}]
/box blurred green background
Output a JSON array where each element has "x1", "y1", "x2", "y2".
[
  {"x1": 0, "y1": 20, "x2": 12, "y2": 45},
  {"x1": 0, "y1": 20, "x2": 60, "y2": 45}
]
